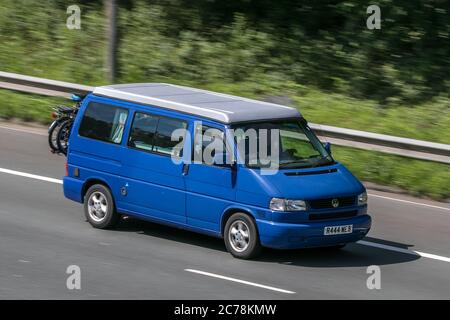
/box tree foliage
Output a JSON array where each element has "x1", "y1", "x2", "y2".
[{"x1": 1, "y1": 0, "x2": 449, "y2": 104}]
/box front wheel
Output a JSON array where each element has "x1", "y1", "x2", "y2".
[{"x1": 224, "y1": 213, "x2": 262, "y2": 259}]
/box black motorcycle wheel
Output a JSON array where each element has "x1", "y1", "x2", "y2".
[
  {"x1": 56, "y1": 119, "x2": 73, "y2": 155},
  {"x1": 48, "y1": 118, "x2": 68, "y2": 152}
]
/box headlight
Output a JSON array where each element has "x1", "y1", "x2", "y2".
[
  {"x1": 269, "y1": 198, "x2": 307, "y2": 211},
  {"x1": 357, "y1": 191, "x2": 368, "y2": 205},
  {"x1": 269, "y1": 198, "x2": 286, "y2": 211}
]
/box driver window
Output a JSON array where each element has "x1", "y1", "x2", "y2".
[{"x1": 193, "y1": 124, "x2": 230, "y2": 166}]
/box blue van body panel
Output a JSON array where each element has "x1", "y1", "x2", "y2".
[
  {"x1": 235, "y1": 168, "x2": 277, "y2": 207},
  {"x1": 259, "y1": 163, "x2": 365, "y2": 199},
  {"x1": 120, "y1": 148, "x2": 187, "y2": 224},
  {"x1": 63, "y1": 92, "x2": 372, "y2": 250},
  {"x1": 63, "y1": 176, "x2": 83, "y2": 203},
  {"x1": 182, "y1": 119, "x2": 236, "y2": 231},
  {"x1": 117, "y1": 207, "x2": 222, "y2": 238}
]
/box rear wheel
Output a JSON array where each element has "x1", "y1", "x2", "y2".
[
  {"x1": 48, "y1": 119, "x2": 67, "y2": 152},
  {"x1": 84, "y1": 184, "x2": 119, "y2": 229},
  {"x1": 56, "y1": 119, "x2": 72, "y2": 155},
  {"x1": 224, "y1": 212, "x2": 262, "y2": 259}
]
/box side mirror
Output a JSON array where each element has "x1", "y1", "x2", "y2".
[{"x1": 323, "y1": 142, "x2": 331, "y2": 154}]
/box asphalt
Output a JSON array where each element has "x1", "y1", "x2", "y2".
[{"x1": 0, "y1": 123, "x2": 449, "y2": 299}]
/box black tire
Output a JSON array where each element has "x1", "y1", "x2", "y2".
[
  {"x1": 56, "y1": 119, "x2": 73, "y2": 155},
  {"x1": 48, "y1": 119, "x2": 68, "y2": 152},
  {"x1": 84, "y1": 184, "x2": 119, "y2": 229},
  {"x1": 224, "y1": 212, "x2": 262, "y2": 259}
]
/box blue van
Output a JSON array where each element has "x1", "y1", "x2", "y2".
[{"x1": 63, "y1": 83, "x2": 371, "y2": 259}]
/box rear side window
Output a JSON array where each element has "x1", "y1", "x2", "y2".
[
  {"x1": 128, "y1": 113, "x2": 158, "y2": 151},
  {"x1": 153, "y1": 117, "x2": 187, "y2": 156},
  {"x1": 128, "y1": 112, "x2": 187, "y2": 157},
  {"x1": 79, "y1": 102, "x2": 129, "y2": 144}
]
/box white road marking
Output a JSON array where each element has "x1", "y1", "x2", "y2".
[
  {"x1": 0, "y1": 168, "x2": 62, "y2": 184},
  {"x1": 358, "y1": 241, "x2": 450, "y2": 263},
  {"x1": 0, "y1": 125, "x2": 47, "y2": 136},
  {"x1": 185, "y1": 269, "x2": 296, "y2": 294},
  {"x1": 368, "y1": 193, "x2": 450, "y2": 212},
  {"x1": 1, "y1": 166, "x2": 449, "y2": 265}
]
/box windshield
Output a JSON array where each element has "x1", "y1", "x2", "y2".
[{"x1": 233, "y1": 119, "x2": 334, "y2": 169}]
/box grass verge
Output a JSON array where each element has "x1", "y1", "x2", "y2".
[
  {"x1": 0, "y1": 89, "x2": 67, "y2": 124},
  {"x1": 333, "y1": 146, "x2": 449, "y2": 201}
]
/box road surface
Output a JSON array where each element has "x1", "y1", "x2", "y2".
[{"x1": 0, "y1": 123, "x2": 449, "y2": 299}]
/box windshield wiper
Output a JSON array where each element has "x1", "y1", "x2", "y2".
[
  {"x1": 309, "y1": 156, "x2": 334, "y2": 168},
  {"x1": 279, "y1": 156, "x2": 334, "y2": 169},
  {"x1": 278, "y1": 160, "x2": 311, "y2": 168}
]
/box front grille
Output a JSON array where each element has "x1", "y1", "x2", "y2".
[
  {"x1": 309, "y1": 210, "x2": 357, "y2": 221},
  {"x1": 308, "y1": 196, "x2": 355, "y2": 209}
]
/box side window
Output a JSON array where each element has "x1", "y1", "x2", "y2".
[
  {"x1": 128, "y1": 112, "x2": 158, "y2": 151},
  {"x1": 153, "y1": 117, "x2": 187, "y2": 157},
  {"x1": 79, "y1": 102, "x2": 128, "y2": 144},
  {"x1": 128, "y1": 112, "x2": 187, "y2": 157},
  {"x1": 193, "y1": 124, "x2": 230, "y2": 166}
]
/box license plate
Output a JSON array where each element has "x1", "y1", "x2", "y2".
[{"x1": 324, "y1": 224, "x2": 353, "y2": 235}]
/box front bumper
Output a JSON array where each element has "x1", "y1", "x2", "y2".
[{"x1": 256, "y1": 214, "x2": 371, "y2": 249}]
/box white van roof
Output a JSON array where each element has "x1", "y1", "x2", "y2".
[{"x1": 93, "y1": 83, "x2": 301, "y2": 124}]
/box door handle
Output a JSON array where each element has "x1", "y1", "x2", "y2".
[{"x1": 182, "y1": 163, "x2": 190, "y2": 176}]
